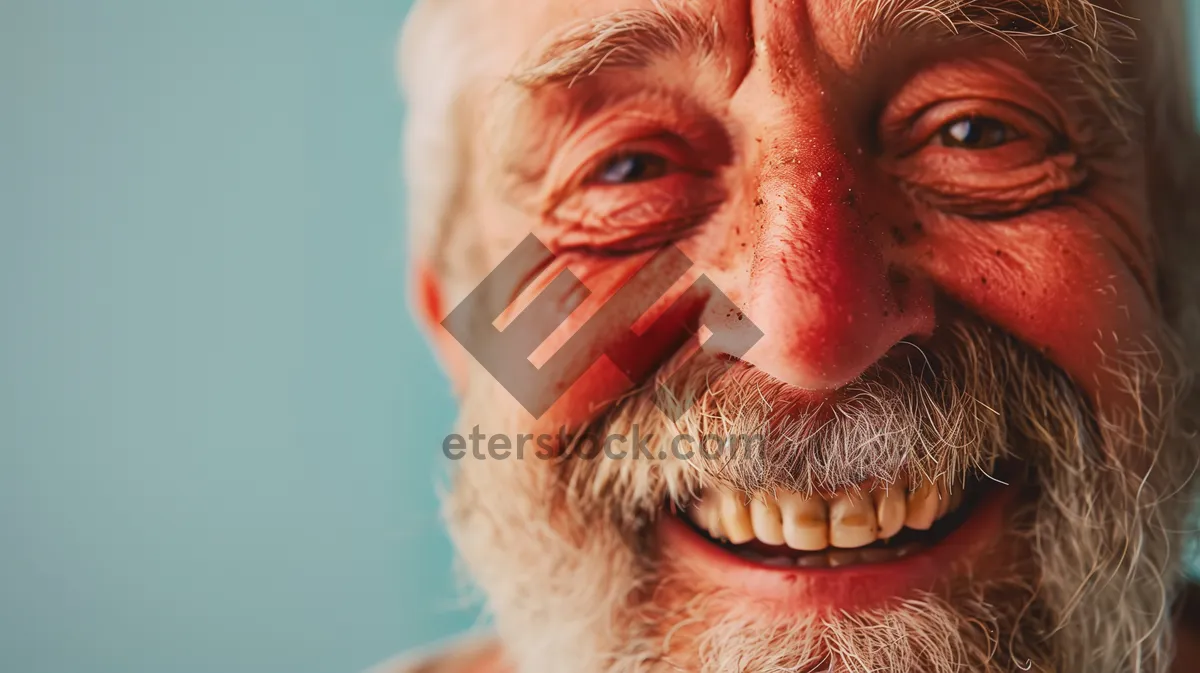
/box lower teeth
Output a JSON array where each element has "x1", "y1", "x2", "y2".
[{"x1": 738, "y1": 542, "x2": 924, "y2": 568}]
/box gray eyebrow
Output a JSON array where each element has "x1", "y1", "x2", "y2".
[
  {"x1": 509, "y1": 6, "x2": 722, "y2": 89},
  {"x1": 510, "y1": 0, "x2": 1118, "y2": 94}
]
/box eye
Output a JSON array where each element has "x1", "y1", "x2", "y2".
[
  {"x1": 936, "y1": 116, "x2": 1018, "y2": 149},
  {"x1": 588, "y1": 152, "x2": 672, "y2": 185}
]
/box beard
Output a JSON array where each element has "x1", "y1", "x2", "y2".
[{"x1": 443, "y1": 318, "x2": 1198, "y2": 673}]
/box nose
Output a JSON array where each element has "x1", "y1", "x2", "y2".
[{"x1": 733, "y1": 145, "x2": 935, "y2": 391}]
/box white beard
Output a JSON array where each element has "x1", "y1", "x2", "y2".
[{"x1": 444, "y1": 321, "x2": 1197, "y2": 673}]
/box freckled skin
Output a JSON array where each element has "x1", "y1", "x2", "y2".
[
  {"x1": 735, "y1": 146, "x2": 937, "y2": 389},
  {"x1": 438, "y1": 0, "x2": 1155, "y2": 529},
  {"x1": 446, "y1": 0, "x2": 1155, "y2": 438},
  {"x1": 416, "y1": 0, "x2": 1184, "y2": 668}
]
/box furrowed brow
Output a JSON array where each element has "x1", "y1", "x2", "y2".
[{"x1": 510, "y1": 6, "x2": 721, "y2": 89}]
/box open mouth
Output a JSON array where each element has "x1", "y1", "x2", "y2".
[{"x1": 678, "y1": 474, "x2": 998, "y2": 570}]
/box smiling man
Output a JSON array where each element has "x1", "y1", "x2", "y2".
[{"x1": 390, "y1": 1, "x2": 1200, "y2": 671}]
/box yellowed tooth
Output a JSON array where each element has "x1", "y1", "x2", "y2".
[
  {"x1": 778, "y1": 489, "x2": 829, "y2": 551},
  {"x1": 873, "y1": 483, "x2": 907, "y2": 540},
  {"x1": 749, "y1": 496, "x2": 785, "y2": 546},
  {"x1": 718, "y1": 489, "x2": 755, "y2": 544},
  {"x1": 829, "y1": 490, "x2": 878, "y2": 548},
  {"x1": 905, "y1": 481, "x2": 940, "y2": 531}
]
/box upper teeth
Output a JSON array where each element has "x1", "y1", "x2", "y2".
[{"x1": 687, "y1": 480, "x2": 964, "y2": 551}]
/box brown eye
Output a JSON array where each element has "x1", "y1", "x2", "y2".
[
  {"x1": 938, "y1": 116, "x2": 1016, "y2": 149},
  {"x1": 590, "y1": 152, "x2": 671, "y2": 185}
]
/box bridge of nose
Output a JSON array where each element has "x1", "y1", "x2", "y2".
[{"x1": 710, "y1": 18, "x2": 935, "y2": 391}]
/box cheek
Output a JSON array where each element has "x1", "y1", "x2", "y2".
[
  {"x1": 902, "y1": 209, "x2": 1157, "y2": 408},
  {"x1": 491, "y1": 252, "x2": 706, "y2": 441}
]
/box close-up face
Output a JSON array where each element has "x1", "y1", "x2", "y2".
[{"x1": 402, "y1": 1, "x2": 1200, "y2": 671}]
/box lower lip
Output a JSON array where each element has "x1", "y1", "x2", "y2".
[{"x1": 657, "y1": 483, "x2": 1019, "y2": 613}]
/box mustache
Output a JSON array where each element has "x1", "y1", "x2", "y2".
[{"x1": 559, "y1": 319, "x2": 1095, "y2": 518}]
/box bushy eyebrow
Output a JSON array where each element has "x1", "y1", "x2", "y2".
[
  {"x1": 857, "y1": 0, "x2": 1113, "y2": 43},
  {"x1": 510, "y1": 0, "x2": 1121, "y2": 94},
  {"x1": 510, "y1": 6, "x2": 722, "y2": 89}
]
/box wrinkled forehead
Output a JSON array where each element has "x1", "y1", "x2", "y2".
[
  {"x1": 482, "y1": 0, "x2": 1121, "y2": 81},
  {"x1": 464, "y1": 0, "x2": 1131, "y2": 178}
]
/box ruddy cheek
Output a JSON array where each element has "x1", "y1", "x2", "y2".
[
  {"x1": 903, "y1": 214, "x2": 1157, "y2": 408},
  {"x1": 493, "y1": 253, "x2": 708, "y2": 445}
]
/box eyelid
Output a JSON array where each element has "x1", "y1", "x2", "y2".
[
  {"x1": 539, "y1": 96, "x2": 731, "y2": 212},
  {"x1": 879, "y1": 58, "x2": 1066, "y2": 154},
  {"x1": 579, "y1": 135, "x2": 701, "y2": 186},
  {"x1": 886, "y1": 99, "x2": 1054, "y2": 156}
]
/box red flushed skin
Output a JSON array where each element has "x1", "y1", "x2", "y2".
[
  {"x1": 423, "y1": 0, "x2": 1158, "y2": 613},
  {"x1": 481, "y1": 4, "x2": 1152, "y2": 442},
  {"x1": 732, "y1": 138, "x2": 938, "y2": 391}
]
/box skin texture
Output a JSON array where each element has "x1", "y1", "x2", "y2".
[
  {"x1": 428, "y1": 0, "x2": 1153, "y2": 431},
  {"x1": 407, "y1": 0, "x2": 1200, "y2": 671}
]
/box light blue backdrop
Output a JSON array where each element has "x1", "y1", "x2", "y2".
[
  {"x1": 0, "y1": 3, "x2": 1197, "y2": 673},
  {"x1": 2, "y1": 2, "x2": 470, "y2": 673}
]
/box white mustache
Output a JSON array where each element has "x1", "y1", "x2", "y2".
[{"x1": 566, "y1": 321, "x2": 1027, "y2": 515}]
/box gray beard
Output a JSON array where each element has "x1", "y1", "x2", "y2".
[{"x1": 445, "y1": 321, "x2": 1198, "y2": 673}]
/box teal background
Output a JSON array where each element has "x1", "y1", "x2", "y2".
[
  {"x1": 2, "y1": 2, "x2": 472, "y2": 673},
  {"x1": 0, "y1": 2, "x2": 1196, "y2": 673}
]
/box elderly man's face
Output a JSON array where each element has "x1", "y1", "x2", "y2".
[{"x1": 421, "y1": 0, "x2": 1195, "y2": 671}]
